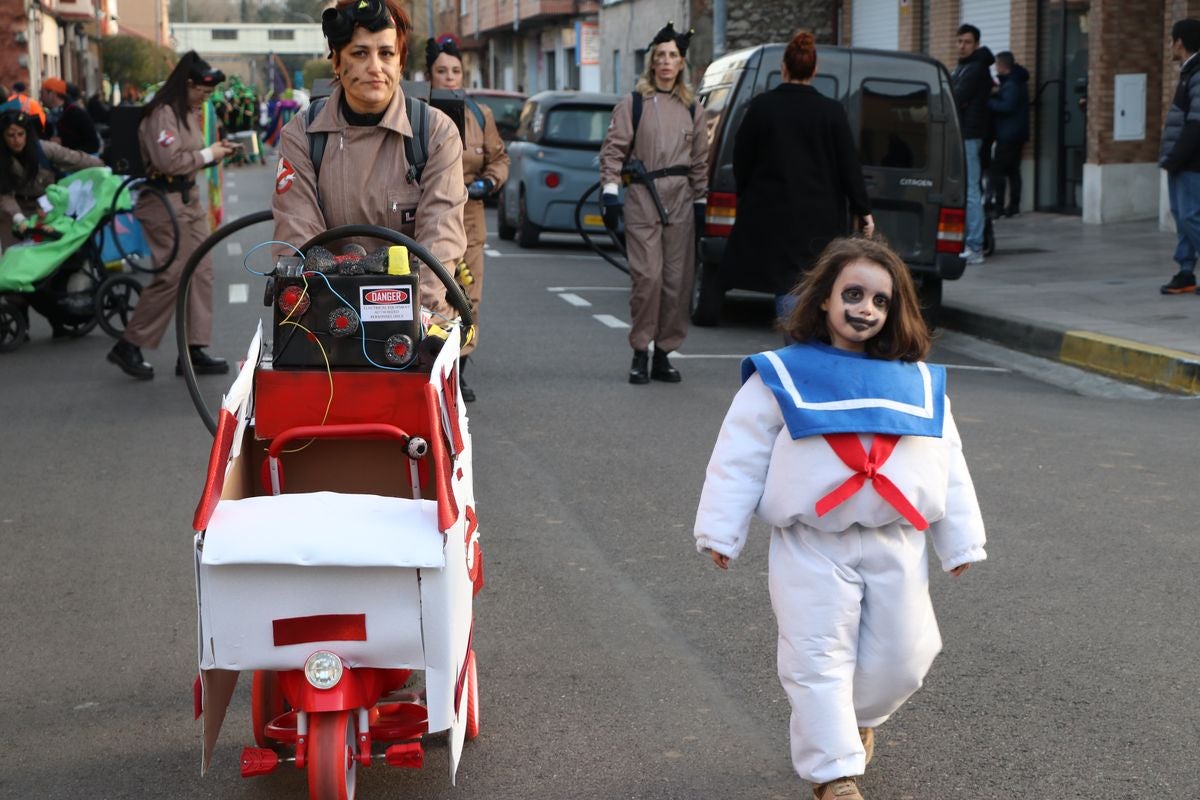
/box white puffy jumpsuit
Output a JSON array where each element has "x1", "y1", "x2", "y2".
[{"x1": 693, "y1": 349, "x2": 987, "y2": 785}]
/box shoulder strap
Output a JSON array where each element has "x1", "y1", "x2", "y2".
[
  {"x1": 305, "y1": 95, "x2": 429, "y2": 187},
  {"x1": 404, "y1": 95, "x2": 428, "y2": 185},
  {"x1": 465, "y1": 96, "x2": 486, "y2": 133},
  {"x1": 306, "y1": 98, "x2": 328, "y2": 179}
]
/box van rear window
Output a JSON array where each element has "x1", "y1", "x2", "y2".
[
  {"x1": 543, "y1": 106, "x2": 614, "y2": 146},
  {"x1": 859, "y1": 80, "x2": 929, "y2": 170},
  {"x1": 764, "y1": 72, "x2": 838, "y2": 100}
]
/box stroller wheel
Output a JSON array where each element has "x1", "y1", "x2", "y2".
[
  {"x1": 97, "y1": 275, "x2": 143, "y2": 339},
  {"x1": 0, "y1": 300, "x2": 28, "y2": 352}
]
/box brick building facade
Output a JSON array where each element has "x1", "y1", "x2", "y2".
[{"x1": 841, "y1": 0, "x2": 1200, "y2": 225}]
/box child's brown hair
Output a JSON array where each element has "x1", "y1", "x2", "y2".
[{"x1": 781, "y1": 236, "x2": 931, "y2": 361}]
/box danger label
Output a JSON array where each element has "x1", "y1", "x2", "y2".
[{"x1": 360, "y1": 284, "x2": 414, "y2": 322}]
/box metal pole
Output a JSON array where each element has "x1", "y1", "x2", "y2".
[
  {"x1": 713, "y1": 0, "x2": 726, "y2": 58},
  {"x1": 428, "y1": 0, "x2": 435, "y2": 37}
]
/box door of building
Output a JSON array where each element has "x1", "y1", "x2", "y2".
[{"x1": 1035, "y1": 0, "x2": 1089, "y2": 213}]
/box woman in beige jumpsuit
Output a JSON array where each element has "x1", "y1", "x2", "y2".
[
  {"x1": 426, "y1": 35, "x2": 509, "y2": 401},
  {"x1": 599, "y1": 22, "x2": 708, "y2": 384},
  {"x1": 272, "y1": 0, "x2": 466, "y2": 333},
  {"x1": 106, "y1": 52, "x2": 239, "y2": 380}
]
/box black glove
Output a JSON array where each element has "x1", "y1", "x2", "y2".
[
  {"x1": 467, "y1": 178, "x2": 494, "y2": 200},
  {"x1": 602, "y1": 192, "x2": 623, "y2": 230},
  {"x1": 693, "y1": 203, "x2": 706, "y2": 233}
]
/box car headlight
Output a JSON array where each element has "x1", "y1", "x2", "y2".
[{"x1": 304, "y1": 650, "x2": 343, "y2": 689}]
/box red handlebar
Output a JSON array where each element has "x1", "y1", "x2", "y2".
[{"x1": 267, "y1": 423, "x2": 411, "y2": 458}]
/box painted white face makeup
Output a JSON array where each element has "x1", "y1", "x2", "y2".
[{"x1": 820, "y1": 259, "x2": 894, "y2": 352}]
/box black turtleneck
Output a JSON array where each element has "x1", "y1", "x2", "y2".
[{"x1": 339, "y1": 93, "x2": 385, "y2": 126}]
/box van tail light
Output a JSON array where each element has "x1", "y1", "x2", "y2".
[
  {"x1": 936, "y1": 207, "x2": 965, "y2": 254},
  {"x1": 544, "y1": 172, "x2": 561, "y2": 188},
  {"x1": 705, "y1": 191, "x2": 736, "y2": 237}
]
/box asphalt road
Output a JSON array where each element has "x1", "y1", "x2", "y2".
[{"x1": 1, "y1": 161, "x2": 1197, "y2": 800}]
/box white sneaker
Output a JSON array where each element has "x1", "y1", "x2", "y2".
[{"x1": 961, "y1": 248, "x2": 985, "y2": 265}]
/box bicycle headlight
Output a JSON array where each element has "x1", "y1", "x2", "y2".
[{"x1": 304, "y1": 650, "x2": 344, "y2": 689}]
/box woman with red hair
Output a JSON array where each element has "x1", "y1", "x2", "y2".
[{"x1": 720, "y1": 31, "x2": 874, "y2": 330}]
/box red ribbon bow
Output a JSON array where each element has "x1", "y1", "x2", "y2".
[{"x1": 814, "y1": 433, "x2": 929, "y2": 531}]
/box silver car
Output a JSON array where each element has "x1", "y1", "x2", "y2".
[{"x1": 497, "y1": 91, "x2": 621, "y2": 247}]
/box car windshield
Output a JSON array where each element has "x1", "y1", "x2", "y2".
[
  {"x1": 543, "y1": 105, "x2": 613, "y2": 146},
  {"x1": 473, "y1": 95, "x2": 524, "y2": 132}
]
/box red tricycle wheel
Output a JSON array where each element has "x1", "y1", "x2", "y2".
[
  {"x1": 251, "y1": 670, "x2": 287, "y2": 748},
  {"x1": 308, "y1": 710, "x2": 356, "y2": 800},
  {"x1": 465, "y1": 649, "x2": 480, "y2": 741}
]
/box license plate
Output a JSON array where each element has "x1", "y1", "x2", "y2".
[{"x1": 583, "y1": 214, "x2": 604, "y2": 228}]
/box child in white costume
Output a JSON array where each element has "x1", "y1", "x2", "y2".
[{"x1": 693, "y1": 237, "x2": 986, "y2": 800}]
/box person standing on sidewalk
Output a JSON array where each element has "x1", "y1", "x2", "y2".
[
  {"x1": 950, "y1": 24, "x2": 994, "y2": 266},
  {"x1": 987, "y1": 52, "x2": 1029, "y2": 218},
  {"x1": 1160, "y1": 18, "x2": 1200, "y2": 295}
]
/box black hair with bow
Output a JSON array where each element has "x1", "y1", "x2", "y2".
[
  {"x1": 649, "y1": 21, "x2": 694, "y2": 58},
  {"x1": 425, "y1": 35, "x2": 463, "y2": 73}
]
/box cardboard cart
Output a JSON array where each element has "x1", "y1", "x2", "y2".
[{"x1": 187, "y1": 241, "x2": 482, "y2": 800}]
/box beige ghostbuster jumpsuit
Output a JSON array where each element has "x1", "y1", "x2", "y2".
[
  {"x1": 272, "y1": 84, "x2": 468, "y2": 326},
  {"x1": 0, "y1": 141, "x2": 104, "y2": 250},
  {"x1": 460, "y1": 100, "x2": 509, "y2": 356},
  {"x1": 599, "y1": 90, "x2": 708, "y2": 353},
  {"x1": 123, "y1": 104, "x2": 217, "y2": 350}
]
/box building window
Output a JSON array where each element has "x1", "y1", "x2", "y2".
[
  {"x1": 268, "y1": 30, "x2": 295, "y2": 41},
  {"x1": 212, "y1": 29, "x2": 238, "y2": 40},
  {"x1": 858, "y1": 80, "x2": 930, "y2": 169}
]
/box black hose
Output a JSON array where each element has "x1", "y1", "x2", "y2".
[
  {"x1": 573, "y1": 181, "x2": 630, "y2": 275},
  {"x1": 107, "y1": 175, "x2": 180, "y2": 274},
  {"x1": 176, "y1": 209, "x2": 274, "y2": 435}
]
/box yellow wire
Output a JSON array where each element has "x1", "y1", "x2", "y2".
[{"x1": 273, "y1": 273, "x2": 335, "y2": 455}]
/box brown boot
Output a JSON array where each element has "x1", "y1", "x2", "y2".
[
  {"x1": 859, "y1": 727, "x2": 874, "y2": 766},
  {"x1": 812, "y1": 777, "x2": 863, "y2": 800}
]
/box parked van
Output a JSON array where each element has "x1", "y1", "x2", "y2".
[{"x1": 694, "y1": 44, "x2": 966, "y2": 324}]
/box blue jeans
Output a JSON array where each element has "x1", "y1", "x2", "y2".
[
  {"x1": 964, "y1": 138, "x2": 984, "y2": 253},
  {"x1": 1168, "y1": 171, "x2": 1200, "y2": 274}
]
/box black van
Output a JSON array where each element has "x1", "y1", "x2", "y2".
[{"x1": 694, "y1": 44, "x2": 967, "y2": 324}]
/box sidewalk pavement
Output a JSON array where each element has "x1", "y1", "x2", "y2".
[{"x1": 940, "y1": 212, "x2": 1200, "y2": 395}]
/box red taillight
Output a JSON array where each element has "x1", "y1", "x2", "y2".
[
  {"x1": 705, "y1": 191, "x2": 736, "y2": 236},
  {"x1": 544, "y1": 172, "x2": 561, "y2": 188},
  {"x1": 936, "y1": 207, "x2": 965, "y2": 254},
  {"x1": 278, "y1": 284, "x2": 310, "y2": 316}
]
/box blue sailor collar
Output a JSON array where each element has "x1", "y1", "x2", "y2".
[{"x1": 742, "y1": 341, "x2": 946, "y2": 439}]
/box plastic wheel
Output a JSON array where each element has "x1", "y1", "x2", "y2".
[
  {"x1": 96, "y1": 275, "x2": 143, "y2": 338},
  {"x1": 516, "y1": 188, "x2": 540, "y2": 248},
  {"x1": 307, "y1": 710, "x2": 356, "y2": 800},
  {"x1": 251, "y1": 670, "x2": 287, "y2": 748},
  {"x1": 465, "y1": 649, "x2": 480, "y2": 740},
  {"x1": 0, "y1": 301, "x2": 28, "y2": 353},
  {"x1": 496, "y1": 188, "x2": 516, "y2": 240}
]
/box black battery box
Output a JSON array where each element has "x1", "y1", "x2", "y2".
[{"x1": 271, "y1": 272, "x2": 422, "y2": 369}]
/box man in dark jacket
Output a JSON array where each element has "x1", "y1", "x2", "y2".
[
  {"x1": 950, "y1": 24, "x2": 994, "y2": 265},
  {"x1": 1160, "y1": 18, "x2": 1200, "y2": 295},
  {"x1": 987, "y1": 52, "x2": 1029, "y2": 217}
]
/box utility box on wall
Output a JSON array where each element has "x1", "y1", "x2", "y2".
[{"x1": 1113, "y1": 73, "x2": 1146, "y2": 142}]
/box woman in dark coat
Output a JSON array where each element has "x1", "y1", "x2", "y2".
[{"x1": 721, "y1": 31, "x2": 872, "y2": 323}]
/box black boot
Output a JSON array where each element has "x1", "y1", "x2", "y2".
[
  {"x1": 177, "y1": 346, "x2": 229, "y2": 376},
  {"x1": 651, "y1": 348, "x2": 681, "y2": 383},
  {"x1": 107, "y1": 339, "x2": 154, "y2": 380},
  {"x1": 458, "y1": 358, "x2": 476, "y2": 403},
  {"x1": 629, "y1": 349, "x2": 650, "y2": 384}
]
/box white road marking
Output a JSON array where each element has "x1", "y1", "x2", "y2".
[
  {"x1": 547, "y1": 286, "x2": 628, "y2": 292},
  {"x1": 484, "y1": 247, "x2": 502, "y2": 256},
  {"x1": 558, "y1": 293, "x2": 591, "y2": 307},
  {"x1": 498, "y1": 253, "x2": 605, "y2": 261},
  {"x1": 228, "y1": 283, "x2": 249, "y2": 304},
  {"x1": 227, "y1": 194, "x2": 239, "y2": 204},
  {"x1": 226, "y1": 241, "x2": 243, "y2": 256},
  {"x1": 593, "y1": 314, "x2": 630, "y2": 329},
  {"x1": 225, "y1": 180, "x2": 236, "y2": 189}
]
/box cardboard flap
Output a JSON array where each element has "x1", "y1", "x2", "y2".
[{"x1": 202, "y1": 492, "x2": 444, "y2": 568}]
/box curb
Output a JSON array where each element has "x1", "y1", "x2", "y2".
[{"x1": 940, "y1": 303, "x2": 1200, "y2": 395}]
